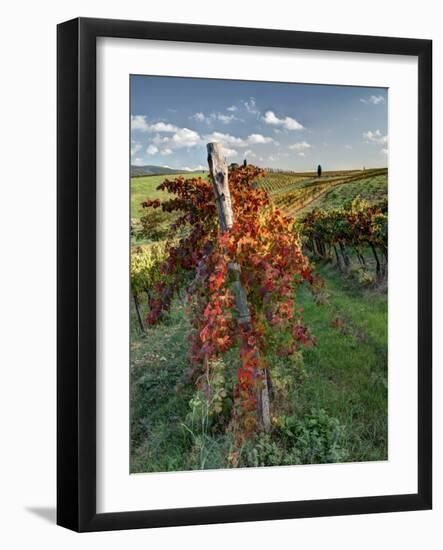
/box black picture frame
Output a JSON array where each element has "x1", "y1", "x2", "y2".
[{"x1": 57, "y1": 17, "x2": 432, "y2": 532}]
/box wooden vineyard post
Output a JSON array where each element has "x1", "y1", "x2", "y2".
[
  {"x1": 207, "y1": 142, "x2": 271, "y2": 433},
  {"x1": 132, "y1": 292, "x2": 144, "y2": 333},
  {"x1": 206, "y1": 142, "x2": 234, "y2": 232}
]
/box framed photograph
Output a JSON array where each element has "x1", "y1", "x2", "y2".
[{"x1": 57, "y1": 17, "x2": 432, "y2": 532}]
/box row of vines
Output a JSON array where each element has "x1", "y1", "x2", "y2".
[
  {"x1": 299, "y1": 198, "x2": 388, "y2": 281},
  {"x1": 272, "y1": 169, "x2": 388, "y2": 217}
]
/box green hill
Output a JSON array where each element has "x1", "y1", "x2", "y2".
[{"x1": 131, "y1": 165, "x2": 207, "y2": 177}]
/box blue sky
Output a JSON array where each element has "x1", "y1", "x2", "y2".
[{"x1": 131, "y1": 75, "x2": 388, "y2": 171}]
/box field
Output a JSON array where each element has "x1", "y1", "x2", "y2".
[
  {"x1": 131, "y1": 173, "x2": 206, "y2": 244},
  {"x1": 299, "y1": 174, "x2": 387, "y2": 214},
  {"x1": 258, "y1": 168, "x2": 387, "y2": 217},
  {"x1": 130, "y1": 167, "x2": 388, "y2": 472},
  {"x1": 131, "y1": 173, "x2": 206, "y2": 218}
]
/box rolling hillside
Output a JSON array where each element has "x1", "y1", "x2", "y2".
[
  {"x1": 131, "y1": 164, "x2": 207, "y2": 177},
  {"x1": 258, "y1": 168, "x2": 387, "y2": 217}
]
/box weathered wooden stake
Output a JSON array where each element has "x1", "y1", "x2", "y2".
[
  {"x1": 333, "y1": 244, "x2": 342, "y2": 272},
  {"x1": 132, "y1": 292, "x2": 144, "y2": 333},
  {"x1": 339, "y1": 241, "x2": 350, "y2": 272},
  {"x1": 207, "y1": 142, "x2": 271, "y2": 433},
  {"x1": 206, "y1": 143, "x2": 234, "y2": 232}
]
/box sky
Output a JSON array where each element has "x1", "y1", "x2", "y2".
[{"x1": 130, "y1": 75, "x2": 388, "y2": 172}]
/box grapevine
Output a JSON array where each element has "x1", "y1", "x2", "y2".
[
  {"x1": 143, "y1": 165, "x2": 316, "y2": 440},
  {"x1": 300, "y1": 198, "x2": 388, "y2": 278}
]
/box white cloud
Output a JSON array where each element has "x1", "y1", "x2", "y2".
[
  {"x1": 132, "y1": 157, "x2": 145, "y2": 166},
  {"x1": 216, "y1": 113, "x2": 237, "y2": 124},
  {"x1": 131, "y1": 115, "x2": 178, "y2": 133},
  {"x1": 134, "y1": 115, "x2": 277, "y2": 162},
  {"x1": 345, "y1": 144, "x2": 353, "y2": 150},
  {"x1": 247, "y1": 133, "x2": 274, "y2": 144},
  {"x1": 363, "y1": 129, "x2": 388, "y2": 145},
  {"x1": 204, "y1": 131, "x2": 274, "y2": 148},
  {"x1": 380, "y1": 148, "x2": 388, "y2": 156},
  {"x1": 131, "y1": 115, "x2": 150, "y2": 131},
  {"x1": 169, "y1": 128, "x2": 201, "y2": 148},
  {"x1": 181, "y1": 164, "x2": 207, "y2": 172},
  {"x1": 227, "y1": 105, "x2": 237, "y2": 112},
  {"x1": 191, "y1": 112, "x2": 206, "y2": 122},
  {"x1": 222, "y1": 147, "x2": 238, "y2": 158},
  {"x1": 289, "y1": 141, "x2": 311, "y2": 151},
  {"x1": 191, "y1": 111, "x2": 239, "y2": 124},
  {"x1": 153, "y1": 127, "x2": 201, "y2": 150},
  {"x1": 152, "y1": 135, "x2": 167, "y2": 146},
  {"x1": 243, "y1": 97, "x2": 259, "y2": 114},
  {"x1": 360, "y1": 94, "x2": 386, "y2": 105},
  {"x1": 298, "y1": 152, "x2": 306, "y2": 157},
  {"x1": 263, "y1": 110, "x2": 304, "y2": 130},
  {"x1": 131, "y1": 141, "x2": 142, "y2": 156},
  {"x1": 204, "y1": 131, "x2": 245, "y2": 147},
  {"x1": 150, "y1": 121, "x2": 178, "y2": 132}
]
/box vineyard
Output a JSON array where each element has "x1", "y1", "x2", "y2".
[
  {"x1": 258, "y1": 168, "x2": 387, "y2": 217},
  {"x1": 130, "y1": 164, "x2": 388, "y2": 472}
]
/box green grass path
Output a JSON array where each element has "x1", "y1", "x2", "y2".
[{"x1": 297, "y1": 264, "x2": 387, "y2": 461}]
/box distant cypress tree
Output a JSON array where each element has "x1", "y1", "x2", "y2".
[
  {"x1": 243, "y1": 159, "x2": 247, "y2": 167},
  {"x1": 317, "y1": 164, "x2": 322, "y2": 177}
]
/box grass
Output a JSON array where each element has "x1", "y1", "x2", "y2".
[
  {"x1": 130, "y1": 264, "x2": 387, "y2": 472},
  {"x1": 296, "y1": 264, "x2": 387, "y2": 461},
  {"x1": 130, "y1": 299, "x2": 195, "y2": 473},
  {"x1": 131, "y1": 173, "x2": 207, "y2": 220}
]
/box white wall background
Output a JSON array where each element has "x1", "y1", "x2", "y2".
[{"x1": 0, "y1": 0, "x2": 440, "y2": 547}]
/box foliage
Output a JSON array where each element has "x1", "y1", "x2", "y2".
[
  {"x1": 300, "y1": 197, "x2": 388, "y2": 280},
  {"x1": 277, "y1": 408, "x2": 347, "y2": 463},
  {"x1": 136, "y1": 209, "x2": 171, "y2": 241},
  {"x1": 243, "y1": 409, "x2": 347, "y2": 467},
  {"x1": 130, "y1": 242, "x2": 167, "y2": 301},
  {"x1": 143, "y1": 166, "x2": 317, "y2": 440}
]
